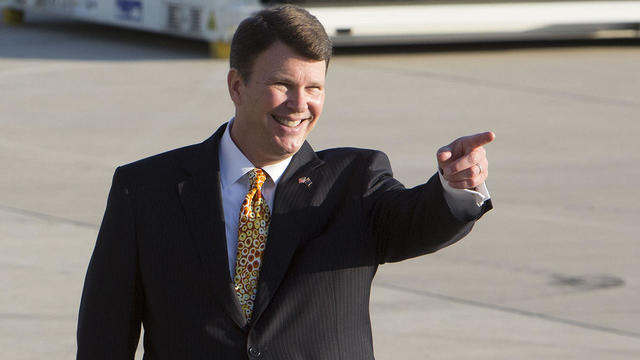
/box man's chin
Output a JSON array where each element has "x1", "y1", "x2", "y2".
[{"x1": 274, "y1": 138, "x2": 305, "y2": 158}]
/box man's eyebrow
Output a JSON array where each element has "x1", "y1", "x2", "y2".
[
  {"x1": 266, "y1": 72, "x2": 323, "y2": 86},
  {"x1": 267, "y1": 78, "x2": 289, "y2": 84},
  {"x1": 266, "y1": 73, "x2": 295, "y2": 83},
  {"x1": 266, "y1": 76, "x2": 324, "y2": 89}
]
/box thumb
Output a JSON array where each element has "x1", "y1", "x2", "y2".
[{"x1": 437, "y1": 146, "x2": 452, "y2": 164}]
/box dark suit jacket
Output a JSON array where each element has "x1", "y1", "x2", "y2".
[{"x1": 77, "y1": 124, "x2": 491, "y2": 360}]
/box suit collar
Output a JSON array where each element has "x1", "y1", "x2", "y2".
[
  {"x1": 181, "y1": 123, "x2": 225, "y2": 178},
  {"x1": 182, "y1": 124, "x2": 321, "y2": 178},
  {"x1": 218, "y1": 123, "x2": 293, "y2": 188},
  {"x1": 276, "y1": 141, "x2": 323, "y2": 188}
]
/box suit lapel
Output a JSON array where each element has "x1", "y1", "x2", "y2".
[
  {"x1": 252, "y1": 142, "x2": 324, "y2": 323},
  {"x1": 178, "y1": 130, "x2": 323, "y2": 327},
  {"x1": 178, "y1": 124, "x2": 247, "y2": 328}
]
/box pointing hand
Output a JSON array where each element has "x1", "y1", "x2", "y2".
[{"x1": 437, "y1": 132, "x2": 495, "y2": 190}]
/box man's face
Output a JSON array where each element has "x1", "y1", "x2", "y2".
[{"x1": 228, "y1": 41, "x2": 326, "y2": 166}]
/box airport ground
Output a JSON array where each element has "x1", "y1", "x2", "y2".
[{"x1": 1, "y1": 13, "x2": 639, "y2": 359}]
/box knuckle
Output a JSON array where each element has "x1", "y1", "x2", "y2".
[
  {"x1": 445, "y1": 163, "x2": 460, "y2": 176},
  {"x1": 468, "y1": 152, "x2": 480, "y2": 164}
]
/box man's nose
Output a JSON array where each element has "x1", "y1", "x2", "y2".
[{"x1": 286, "y1": 88, "x2": 308, "y2": 113}]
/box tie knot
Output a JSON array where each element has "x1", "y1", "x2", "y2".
[{"x1": 248, "y1": 168, "x2": 268, "y2": 190}]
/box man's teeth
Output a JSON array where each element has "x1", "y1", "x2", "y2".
[{"x1": 273, "y1": 115, "x2": 303, "y2": 127}]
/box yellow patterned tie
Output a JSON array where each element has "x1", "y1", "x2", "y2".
[{"x1": 233, "y1": 168, "x2": 270, "y2": 320}]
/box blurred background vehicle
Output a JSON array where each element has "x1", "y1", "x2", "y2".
[{"x1": 2, "y1": 0, "x2": 640, "y2": 57}]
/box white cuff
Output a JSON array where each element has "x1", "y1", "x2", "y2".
[{"x1": 438, "y1": 171, "x2": 490, "y2": 220}]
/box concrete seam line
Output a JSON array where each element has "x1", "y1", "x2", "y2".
[
  {"x1": 0, "y1": 204, "x2": 97, "y2": 229},
  {"x1": 375, "y1": 282, "x2": 640, "y2": 340}
]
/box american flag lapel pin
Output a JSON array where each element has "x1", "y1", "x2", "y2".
[{"x1": 298, "y1": 177, "x2": 312, "y2": 188}]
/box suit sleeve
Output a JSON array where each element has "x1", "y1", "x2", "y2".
[
  {"x1": 77, "y1": 167, "x2": 143, "y2": 359},
  {"x1": 363, "y1": 151, "x2": 491, "y2": 264}
]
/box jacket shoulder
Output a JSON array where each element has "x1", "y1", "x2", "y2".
[
  {"x1": 316, "y1": 147, "x2": 388, "y2": 164},
  {"x1": 114, "y1": 143, "x2": 203, "y2": 192},
  {"x1": 316, "y1": 147, "x2": 393, "y2": 174}
]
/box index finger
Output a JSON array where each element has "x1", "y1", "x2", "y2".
[{"x1": 461, "y1": 131, "x2": 495, "y2": 151}]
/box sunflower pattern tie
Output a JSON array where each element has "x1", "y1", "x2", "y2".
[{"x1": 233, "y1": 168, "x2": 270, "y2": 320}]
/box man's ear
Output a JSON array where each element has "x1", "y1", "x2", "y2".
[{"x1": 227, "y1": 68, "x2": 243, "y2": 105}]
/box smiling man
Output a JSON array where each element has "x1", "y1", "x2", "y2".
[
  {"x1": 227, "y1": 40, "x2": 325, "y2": 166},
  {"x1": 77, "y1": 5, "x2": 493, "y2": 360}
]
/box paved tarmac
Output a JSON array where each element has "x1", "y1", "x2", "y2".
[{"x1": 1, "y1": 13, "x2": 639, "y2": 360}]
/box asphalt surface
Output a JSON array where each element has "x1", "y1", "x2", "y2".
[{"x1": 1, "y1": 13, "x2": 639, "y2": 360}]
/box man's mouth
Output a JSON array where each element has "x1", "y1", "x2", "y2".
[{"x1": 271, "y1": 114, "x2": 310, "y2": 128}]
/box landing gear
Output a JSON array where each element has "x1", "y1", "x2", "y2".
[{"x1": 2, "y1": 8, "x2": 24, "y2": 25}]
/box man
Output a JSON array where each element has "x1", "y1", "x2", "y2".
[{"x1": 77, "y1": 5, "x2": 493, "y2": 359}]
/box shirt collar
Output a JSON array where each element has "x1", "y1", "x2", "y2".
[{"x1": 219, "y1": 120, "x2": 292, "y2": 188}]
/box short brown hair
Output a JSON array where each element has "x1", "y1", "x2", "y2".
[{"x1": 229, "y1": 5, "x2": 332, "y2": 83}]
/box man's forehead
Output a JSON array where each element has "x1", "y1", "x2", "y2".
[
  {"x1": 253, "y1": 44, "x2": 326, "y2": 83},
  {"x1": 265, "y1": 63, "x2": 326, "y2": 81}
]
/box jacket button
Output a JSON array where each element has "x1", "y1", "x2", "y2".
[{"x1": 248, "y1": 347, "x2": 261, "y2": 358}]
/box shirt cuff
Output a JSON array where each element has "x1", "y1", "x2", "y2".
[{"x1": 438, "y1": 171, "x2": 491, "y2": 220}]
